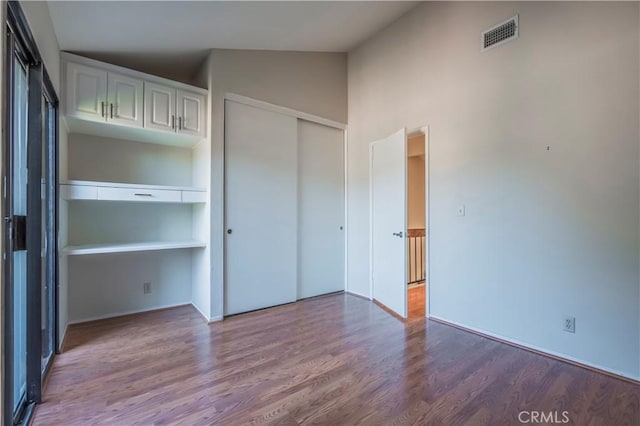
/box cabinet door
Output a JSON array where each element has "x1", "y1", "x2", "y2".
[
  {"x1": 144, "y1": 82, "x2": 176, "y2": 133},
  {"x1": 176, "y1": 90, "x2": 206, "y2": 138},
  {"x1": 107, "y1": 72, "x2": 143, "y2": 128},
  {"x1": 65, "y1": 62, "x2": 107, "y2": 122}
]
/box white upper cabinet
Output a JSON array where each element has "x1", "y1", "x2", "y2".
[
  {"x1": 177, "y1": 90, "x2": 206, "y2": 138},
  {"x1": 67, "y1": 63, "x2": 143, "y2": 128},
  {"x1": 145, "y1": 86, "x2": 206, "y2": 138},
  {"x1": 144, "y1": 82, "x2": 176, "y2": 133},
  {"x1": 63, "y1": 53, "x2": 208, "y2": 146},
  {"x1": 66, "y1": 62, "x2": 107, "y2": 122},
  {"x1": 107, "y1": 72, "x2": 144, "y2": 128}
]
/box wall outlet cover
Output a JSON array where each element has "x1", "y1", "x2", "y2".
[{"x1": 563, "y1": 315, "x2": 575, "y2": 333}]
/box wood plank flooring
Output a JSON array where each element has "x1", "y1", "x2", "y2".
[
  {"x1": 408, "y1": 284, "x2": 425, "y2": 319},
  {"x1": 33, "y1": 294, "x2": 638, "y2": 425}
]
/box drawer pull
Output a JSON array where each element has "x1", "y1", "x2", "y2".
[{"x1": 134, "y1": 193, "x2": 153, "y2": 197}]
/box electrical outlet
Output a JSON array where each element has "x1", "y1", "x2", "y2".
[
  {"x1": 143, "y1": 282, "x2": 152, "y2": 294},
  {"x1": 563, "y1": 315, "x2": 575, "y2": 333}
]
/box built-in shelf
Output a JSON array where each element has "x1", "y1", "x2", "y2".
[
  {"x1": 65, "y1": 116, "x2": 204, "y2": 148},
  {"x1": 59, "y1": 53, "x2": 212, "y2": 325},
  {"x1": 60, "y1": 180, "x2": 207, "y2": 203},
  {"x1": 62, "y1": 240, "x2": 207, "y2": 256}
]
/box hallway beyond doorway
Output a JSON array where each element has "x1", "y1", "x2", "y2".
[{"x1": 408, "y1": 284, "x2": 425, "y2": 318}]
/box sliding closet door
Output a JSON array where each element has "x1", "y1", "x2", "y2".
[
  {"x1": 224, "y1": 100, "x2": 298, "y2": 315},
  {"x1": 297, "y1": 120, "x2": 345, "y2": 299}
]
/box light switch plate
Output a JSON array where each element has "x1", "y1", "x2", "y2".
[{"x1": 457, "y1": 204, "x2": 465, "y2": 216}]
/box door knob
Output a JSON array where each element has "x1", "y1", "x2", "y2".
[
  {"x1": 227, "y1": 229, "x2": 233, "y2": 234},
  {"x1": 392, "y1": 231, "x2": 404, "y2": 238}
]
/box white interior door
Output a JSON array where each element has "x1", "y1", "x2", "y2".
[
  {"x1": 224, "y1": 100, "x2": 298, "y2": 315},
  {"x1": 371, "y1": 128, "x2": 407, "y2": 318},
  {"x1": 298, "y1": 120, "x2": 344, "y2": 299}
]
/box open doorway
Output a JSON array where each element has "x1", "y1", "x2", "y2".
[{"x1": 406, "y1": 130, "x2": 427, "y2": 319}]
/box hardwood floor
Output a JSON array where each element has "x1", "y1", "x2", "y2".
[
  {"x1": 34, "y1": 294, "x2": 638, "y2": 425},
  {"x1": 408, "y1": 284, "x2": 425, "y2": 319}
]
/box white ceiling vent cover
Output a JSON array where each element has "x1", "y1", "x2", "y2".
[{"x1": 481, "y1": 15, "x2": 518, "y2": 51}]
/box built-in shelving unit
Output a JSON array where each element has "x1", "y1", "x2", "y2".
[
  {"x1": 60, "y1": 180, "x2": 207, "y2": 203},
  {"x1": 59, "y1": 52, "x2": 212, "y2": 325},
  {"x1": 62, "y1": 240, "x2": 207, "y2": 256}
]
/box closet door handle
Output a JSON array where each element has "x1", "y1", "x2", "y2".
[
  {"x1": 110, "y1": 103, "x2": 114, "y2": 118},
  {"x1": 101, "y1": 101, "x2": 105, "y2": 117}
]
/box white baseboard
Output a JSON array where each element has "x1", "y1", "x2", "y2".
[
  {"x1": 191, "y1": 303, "x2": 223, "y2": 323},
  {"x1": 346, "y1": 290, "x2": 371, "y2": 300},
  {"x1": 67, "y1": 302, "x2": 191, "y2": 324},
  {"x1": 429, "y1": 314, "x2": 639, "y2": 383},
  {"x1": 208, "y1": 315, "x2": 223, "y2": 323},
  {"x1": 58, "y1": 324, "x2": 69, "y2": 352}
]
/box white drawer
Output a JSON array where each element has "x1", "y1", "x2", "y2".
[
  {"x1": 97, "y1": 186, "x2": 182, "y2": 203},
  {"x1": 182, "y1": 190, "x2": 207, "y2": 203},
  {"x1": 60, "y1": 184, "x2": 98, "y2": 200}
]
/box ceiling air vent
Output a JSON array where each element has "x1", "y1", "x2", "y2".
[{"x1": 481, "y1": 15, "x2": 518, "y2": 51}]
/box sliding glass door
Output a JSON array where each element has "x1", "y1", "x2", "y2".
[
  {"x1": 41, "y1": 90, "x2": 58, "y2": 371},
  {"x1": 4, "y1": 2, "x2": 59, "y2": 424},
  {"x1": 9, "y1": 42, "x2": 29, "y2": 419}
]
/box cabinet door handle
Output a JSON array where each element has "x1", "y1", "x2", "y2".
[
  {"x1": 178, "y1": 117, "x2": 182, "y2": 130},
  {"x1": 110, "y1": 103, "x2": 114, "y2": 119},
  {"x1": 101, "y1": 101, "x2": 105, "y2": 117},
  {"x1": 134, "y1": 193, "x2": 153, "y2": 197},
  {"x1": 171, "y1": 115, "x2": 175, "y2": 130}
]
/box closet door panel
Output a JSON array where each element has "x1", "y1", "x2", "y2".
[
  {"x1": 298, "y1": 120, "x2": 345, "y2": 299},
  {"x1": 224, "y1": 100, "x2": 298, "y2": 315}
]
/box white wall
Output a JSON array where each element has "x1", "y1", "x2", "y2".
[
  {"x1": 22, "y1": 1, "x2": 61, "y2": 94},
  {"x1": 68, "y1": 134, "x2": 194, "y2": 186},
  {"x1": 205, "y1": 49, "x2": 348, "y2": 319},
  {"x1": 348, "y1": 2, "x2": 640, "y2": 379},
  {"x1": 191, "y1": 141, "x2": 211, "y2": 320},
  {"x1": 190, "y1": 61, "x2": 213, "y2": 321},
  {"x1": 68, "y1": 251, "x2": 192, "y2": 322}
]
